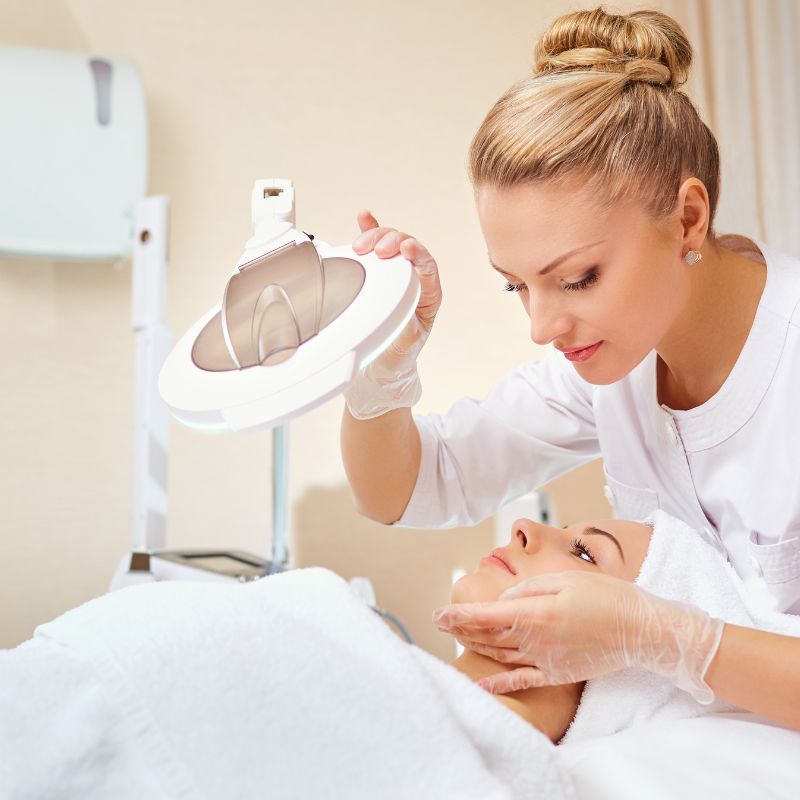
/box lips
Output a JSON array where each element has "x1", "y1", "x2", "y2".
[
  {"x1": 482, "y1": 549, "x2": 516, "y2": 575},
  {"x1": 556, "y1": 341, "x2": 603, "y2": 363}
]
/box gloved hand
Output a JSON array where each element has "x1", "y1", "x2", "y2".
[
  {"x1": 432, "y1": 571, "x2": 725, "y2": 703},
  {"x1": 343, "y1": 210, "x2": 442, "y2": 420}
]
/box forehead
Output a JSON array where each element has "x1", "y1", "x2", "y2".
[
  {"x1": 583, "y1": 519, "x2": 653, "y2": 541},
  {"x1": 475, "y1": 182, "x2": 636, "y2": 272}
]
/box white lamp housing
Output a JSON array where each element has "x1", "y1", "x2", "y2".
[{"x1": 159, "y1": 179, "x2": 420, "y2": 433}]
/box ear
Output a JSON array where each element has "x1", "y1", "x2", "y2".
[{"x1": 676, "y1": 177, "x2": 711, "y2": 252}]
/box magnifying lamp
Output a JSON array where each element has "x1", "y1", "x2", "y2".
[
  {"x1": 159, "y1": 178, "x2": 419, "y2": 433},
  {"x1": 146, "y1": 178, "x2": 419, "y2": 584}
]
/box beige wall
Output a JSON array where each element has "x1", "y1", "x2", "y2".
[{"x1": 1, "y1": 0, "x2": 727, "y2": 654}]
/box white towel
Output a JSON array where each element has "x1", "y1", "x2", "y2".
[
  {"x1": 1, "y1": 567, "x2": 576, "y2": 800},
  {"x1": 561, "y1": 509, "x2": 800, "y2": 744}
]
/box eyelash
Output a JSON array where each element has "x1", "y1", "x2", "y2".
[
  {"x1": 569, "y1": 537, "x2": 596, "y2": 564},
  {"x1": 503, "y1": 268, "x2": 599, "y2": 294}
]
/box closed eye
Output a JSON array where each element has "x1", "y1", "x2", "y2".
[
  {"x1": 563, "y1": 268, "x2": 599, "y2": 292},
  {"x1": 502, "y1": 267, "x2": 599, "y2": 294}
]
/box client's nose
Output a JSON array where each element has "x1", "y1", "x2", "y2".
[{"x1": 512, "y1": 518, "x2": 552, "y2": 553}]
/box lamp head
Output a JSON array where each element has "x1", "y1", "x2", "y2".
[{"x1": 159, "y1": 180, "x2": 419, "y2": 433}]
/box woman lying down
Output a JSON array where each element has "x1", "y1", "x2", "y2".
[{"x1": 2, "y1": 510, "x2": 799, "y2": 800}]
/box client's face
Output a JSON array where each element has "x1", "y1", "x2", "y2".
[{"x1": 451, "y1": 518, "x2": 651, "y2": 604}]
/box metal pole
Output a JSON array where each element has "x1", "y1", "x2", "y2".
[{"x1": 270, "y1": 422, "x2": 290, "y2": 572}]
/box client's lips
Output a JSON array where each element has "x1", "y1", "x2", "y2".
[{"x1": 481, "y1": 549, "x2": 516, "y2": 575}]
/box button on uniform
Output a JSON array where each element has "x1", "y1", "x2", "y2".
[{"x1": 603, "y1": 484, "x2": 615, "y2": 505}]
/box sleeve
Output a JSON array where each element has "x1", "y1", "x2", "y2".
[{"x1": 390, "y1": 348, "x2": 600, "y2": 529}]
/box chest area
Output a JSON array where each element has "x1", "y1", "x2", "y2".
[{"x1": 593, "y1": 390, "x2": 800, "y2": 612}]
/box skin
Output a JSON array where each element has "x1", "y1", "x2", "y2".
[
  {"x1": 474, "y1": 178, "x2": 767, "y2": 410},
  {"x1": 446, "y1": 518, "x2": 651, "y2": 742}
]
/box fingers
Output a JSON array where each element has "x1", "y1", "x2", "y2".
[
  {"x1": 353, "y1": 226, "x2": 414, "y2": 259},
  {"x1": 432, "y1": 602, "x2": 487, "y2": 626},
  {"x1": 433, "y1": 598, "x2": 551, "y2": 631},
  {"x1": 456, "y1": 639, "x2": 520, "y2": 664},
  {"x1": 354, "y1": 209, "x2": 406, "y2": 257},
  {"x1": 445, "y1": 626, "x2": 515, "y2": 647},
  {"x1": 351, "y1": 210, "x2": 443, "y2": 338},
  {"x1": 498, "y1": 572, "x2": 573, "y2": 601},
  {"x1": 352, "y1": 225, "x2": 387, "y2": 254},
  {"x1": 353, "y1": 210, "x2": 428, "y2": 264},
  {"x1": 356, "y1": 209, "x2": 379, "y2": 233},
  {"x1": 399, "y1": 237, "x2": 438, "y2": 276},
  {"x1": 477, "y1": 667, "x2": 551, "y2": 695},
  {"x1": 352, "y1": 210, "x2": 438, "y2": 274},
  {"x1": 446, "y1": 623, "x2": 533, "y2": 655},
  {"x1": 375, "y1": 230, "x2": 411, "y2": 256}
]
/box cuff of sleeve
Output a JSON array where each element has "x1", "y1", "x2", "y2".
[{"x1": 388, "y1": 413, "x2": 437, "y2": 528}]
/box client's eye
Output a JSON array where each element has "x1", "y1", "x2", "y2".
[{"x1": 569, "y1": 537, "x2": 596, "y2": 564}]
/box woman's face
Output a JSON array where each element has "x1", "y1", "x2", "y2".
[
  {"x1": 451, "y1": 517, "x2": 652, "y2": 604},
  {"x1": 475, "y1": 180, "x2": 690, "y2": 385}
]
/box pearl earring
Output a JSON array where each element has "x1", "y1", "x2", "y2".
[{"x1": 684, "y1": 250, "x2": 703, "y2": 265}]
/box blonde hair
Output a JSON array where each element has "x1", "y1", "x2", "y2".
[{"x1": 467, "y1": 6, "x2": 721, "y2": 239}]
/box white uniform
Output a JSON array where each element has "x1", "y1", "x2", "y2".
[{"x1": 393, "y1": 239, "x2": 800, "y2": 614}]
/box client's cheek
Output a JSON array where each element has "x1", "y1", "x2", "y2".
[
  {"x1": 450, "y1": 572, "x2": 505, "y2": 604},
  {"x1": 449, "y1": 575, "x2": 473, "y2": 604}
]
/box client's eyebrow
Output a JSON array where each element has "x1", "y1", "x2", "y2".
[{"x1": 583, "y1": 527, "x2": 625, "y2": 563}]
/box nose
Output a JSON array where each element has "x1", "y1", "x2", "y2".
[
  {"x1": 512, "y1": 518, "x2": 553, "y2": 552},
  {"x1": 528, "y1": 294, "x2": 572, "y2": 347}
]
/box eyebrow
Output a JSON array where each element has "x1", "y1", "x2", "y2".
[
  {"x1": 489, "y1": 240, "x2": 606, "y2": 279},
  {"x1": 583, "y1": 526, "x2": 625, "y2": 563}
]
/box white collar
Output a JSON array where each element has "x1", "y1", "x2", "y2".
[{"x1": 638, "y1": 239, "x2": 800, "y2": 451}]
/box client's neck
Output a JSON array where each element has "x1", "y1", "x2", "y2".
[{"x1": 448, "y1": 648, "x2": 585, "y2": 744}]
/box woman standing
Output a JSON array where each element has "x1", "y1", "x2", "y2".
[{"x1": 340, "y1": 7, "x2": 800, "y2": 731}]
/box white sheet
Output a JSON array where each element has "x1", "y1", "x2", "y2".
[
  {"x1": 561, "y1": 712, "x2": 800, "y2": 800},
  {"x1": 0, "y1": 567, "x2": 574, "y2": 800},
  {"x1": 2, "y1": 556, "x2": 798, "y2": 799}
]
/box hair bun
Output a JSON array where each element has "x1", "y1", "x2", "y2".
[
  {"x1": 533, "y1": 7, "x2": 692, "y2": 90},
  {"x1": 536, "y1": 46, "x2": 672, "y2": 87},
  {"x1": 623, "y1": 57, "x2": 672, "y2": 87}
]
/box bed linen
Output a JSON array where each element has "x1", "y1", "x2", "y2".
[{"x1": 0, "y1": 567, "x2": 574, "y2": 800}]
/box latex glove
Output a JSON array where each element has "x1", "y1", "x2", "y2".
[
  {"x1": 432, "y1": 571, "x2": 725, "y2": 703},
  {"x1": 343, "y1": 210, "x2": 442, "y2": 420}
]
